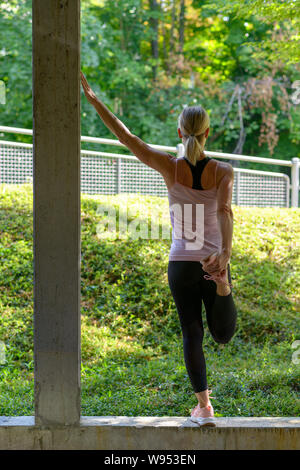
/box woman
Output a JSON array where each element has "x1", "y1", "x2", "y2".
[{"x1": 81, "y1": 72, "x2": 237, "y2": 427}]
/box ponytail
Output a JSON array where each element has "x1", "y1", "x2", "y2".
[{"x1": 177, "y1": 106, "x2": 210, "y2": 166}]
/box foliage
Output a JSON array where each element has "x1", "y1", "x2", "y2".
[
  {"x1": 203, "y1": 0, "x2": 300, "y2": 64},
  {"x1": 0, "y1": 0, "x2": 32, "y2": 132},
  {"x1": 0, "y1": 184, "x2": 299, "y2": 417},
  {"x1": 0, "y1": 0, "x2": 299, "y2": 162}
]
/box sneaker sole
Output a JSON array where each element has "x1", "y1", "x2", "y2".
[{"x1": 189, "y1": 416, "x2": 216, "y2": 427}]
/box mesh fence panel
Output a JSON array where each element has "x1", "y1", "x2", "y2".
[
  {"x1": 119, "y1": 158, "x2": 167, "y2": 197},
  {"x1": 0, "y1": 142, "x2": 290, "y2": 207},
  {"x1": 0, "y1": 143, "x2": 33, "y2": 184},
  {"x1": 232, "y1": 171, "x2": 289, "y2": 207},
  {"x1": 81, "y1": 154, "x2": 117, "y2": 195}
]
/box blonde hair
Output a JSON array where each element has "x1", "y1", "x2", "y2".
[{"x1": 177, "y1": 105, "x2": 210, "y2": 166}]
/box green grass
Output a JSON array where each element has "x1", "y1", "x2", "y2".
[{"x1": 0, "y1": 183, "x2": 299, "y2": 417}]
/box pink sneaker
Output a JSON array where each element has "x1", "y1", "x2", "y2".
[
  {"x1": 190, "y1": 404, "x2": 216, "y2": 427},
  {"x1": 203, "y1": 269, "x2": 233, "y2": 288},
  {"x1": 189, "y1": 390, "x2": 216, "y2": 427}
]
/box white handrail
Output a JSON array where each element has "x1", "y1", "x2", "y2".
[
  {"x1": 0, "y1": 140, "x2": 294, "y2": 171},
  {"x1": 0, "y1": 125, "x2": 292, "y2": 166},
  {"x1": 0, "y1": 125, "x2": 298, "y2": 206}
]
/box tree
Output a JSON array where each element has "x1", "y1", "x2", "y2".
[
  {"x1": 204, "y1": 0, "x2": 300, "y2": 65},
  {"x1": 149, "y1": 0, "x2": 160, "y2": 82}
]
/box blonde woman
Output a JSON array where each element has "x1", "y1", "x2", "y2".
[{"x1": 81, "y1": 72, "x2": 237, "y2": 427}]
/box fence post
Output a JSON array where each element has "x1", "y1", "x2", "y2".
[
  {"x1": 235, "y1": 170, "x2": 240, "y2": 206},
  {"x1": 291, "y1": 157, "x2": 299, "y2": 207},
  {"x1": 116, "y1": 158, "x2": 121, "y2": 194},
  {"x1": 177, "y1": 143, "x2": 185, "y2": 158}
]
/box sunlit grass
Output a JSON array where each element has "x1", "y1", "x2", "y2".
[{"x1": 0, "y1": 184, "x2": 299, "y2": 417}]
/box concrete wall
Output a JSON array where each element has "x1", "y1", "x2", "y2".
[{"x1": 0, "y1": 417, "x2": 299, "y2": 450}]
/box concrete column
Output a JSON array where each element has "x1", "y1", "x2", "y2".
[{"x1": 32, "y1": 0, "x2": 81, "y2": 425}]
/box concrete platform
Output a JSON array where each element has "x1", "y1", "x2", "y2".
[{"x1": 0, "y1": 416, "x2": 299, "y2": 450}]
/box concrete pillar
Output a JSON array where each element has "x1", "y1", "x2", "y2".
[{"x1": 32, "y1": 0, "x2": 81, "y2": 425}]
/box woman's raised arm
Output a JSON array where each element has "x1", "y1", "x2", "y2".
[
  {"x1": 80, "y1": 71, "x2": 132, "y2": 143},
  {"x1": 80, "y1": 71, "x2": 174, "y2": 179}
]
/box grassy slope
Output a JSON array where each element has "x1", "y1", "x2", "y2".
[{"x1": 0, "y1": 184, "x2": 299, "y2": 417}]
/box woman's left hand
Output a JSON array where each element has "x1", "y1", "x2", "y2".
[
  {"x1": 201, "y1": 249, "x2": 230, "y2": 276},
  {"x1": 80, "y1": 71, "x2": 98, "y2": 104}
]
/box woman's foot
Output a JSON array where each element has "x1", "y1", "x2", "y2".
[
  {"x1": 202, "y1": 253, "x2": 232, "y2": 295},
  {"x1": 190, "y1": 402, "x2": 216, "y2": 427},
  {"x1": 215, "y1": 269, "x2": 231, "y2": 296}
]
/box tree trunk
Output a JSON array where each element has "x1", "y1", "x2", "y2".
[
  {"x1": 169, "y1": 0, "x2": 176, "y2": 55},
  {"x1": 149, "y1": 0, "x2": 159, "y2": 83},
  {"x1": 178, "y1": 0, "x2": 185, "y2": 55},
  {"x1": 177, "y1": 0, "x2": 185, "y2": 87},
  {"x1": 161, "y1": 7, "x2": 168, "y2": 73},
  {"x1": 119, "y1": 15, "x2": 126, "y2": 52}
]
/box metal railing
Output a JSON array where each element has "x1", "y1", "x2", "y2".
[{"x1": 0, "y1": 125, "x2": 299, "y2": 207}]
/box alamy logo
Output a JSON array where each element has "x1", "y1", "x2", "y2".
[
  {"x1": 171, "y1": 203, "x2": 204, "y2": 250},
  {"x1": 0, "y1": 80, "x2": 6, "y2": 105},
  {"x1": 0, "y1": 341, "x2": 6, "y2": 365},
  {"x1": 291, "y1": 80, "x2": 300, "y2": 105},
  {"x1": 95, "y1": 201, "x2": 205, "y2": 250},
  {"x1": 291, "y1": 340, "x2": 300, "y2": 364}
]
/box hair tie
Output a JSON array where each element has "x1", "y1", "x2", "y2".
[{"x1": 190, "y1": 134, "x2": 194, "y2": 137}]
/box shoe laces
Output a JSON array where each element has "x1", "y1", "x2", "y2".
[
  {"x1": 198, "y1": 389, "x2": 216, "y2": 409},
  {"x1": 203, "y1": 273, "x2": 233, "y2": 288},
  {"x1": 206, "y1": 389, "x2": 216, "y2": 406}
]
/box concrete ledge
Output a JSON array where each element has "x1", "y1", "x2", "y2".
[{"x1": 0, "y1": 416, "x2": 299, "y2": 450}]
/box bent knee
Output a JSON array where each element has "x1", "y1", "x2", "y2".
[
  {"x1": 213, "y1": 335, "x2": 232, "y2": 344},
  {"x1": 212, "y1": 327, "x2": 236, "y2": 344}
]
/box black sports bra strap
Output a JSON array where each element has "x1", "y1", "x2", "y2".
[{"x1": 183, "y1": 156, "x2": 211, "y2": 190}]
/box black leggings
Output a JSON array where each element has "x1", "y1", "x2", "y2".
[{"x1": 168, "y1": 261, "x2": 237, "y2": 393}]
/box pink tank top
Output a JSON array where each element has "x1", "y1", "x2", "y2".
[
  {"x1": 167, "y1": 157, "x2": 222, "y2": 263},
  {"x1": 167, "y1": 158, "x2": 233, "y2": 288}
]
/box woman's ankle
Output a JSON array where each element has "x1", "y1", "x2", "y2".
[
  {"x1": 216, "y1": 284, "x2": 231, "y2": 296},
  {"x1": 216, "y1": 272, "x2": 231, "y2": 295},
  {"x1": 198, "y1": 400, "x2": 211, "y2": 408},
  {"x1": 195, "y1": 388, "x2": 216, "y2": 408},
  {"x1": 197, "y1": 397, "x2": 211, "y2": 408}
]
